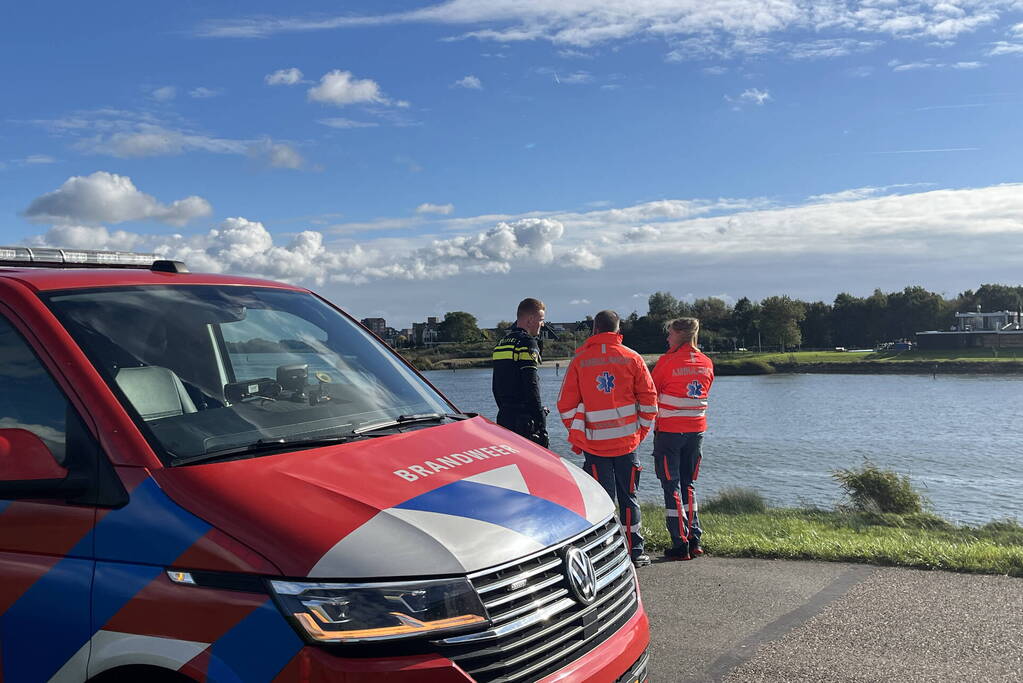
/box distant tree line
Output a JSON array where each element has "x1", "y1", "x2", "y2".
[{"x1": 619, "y1": 284, "x2": 1023, "y2": 354}]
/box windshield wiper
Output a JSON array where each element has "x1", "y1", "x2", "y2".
[
  {"x1": 351, "y1": 412, "x2": 468, "y2": 436},
  {"x1": 172, "y1": 412, "x2": 473, "y2": 466},
  {"x1": 173, "y1": 435, "x2": 357, "y2": 466}
]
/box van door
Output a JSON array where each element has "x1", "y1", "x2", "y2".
[{"x1": 0, "y1": 313, "x2": 96, "y2": 682}]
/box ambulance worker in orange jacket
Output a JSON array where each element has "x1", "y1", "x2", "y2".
[
  {"x1": 651, "y1": 317, "x2": 714, "y2": 561},
  {"x1": 557, "y1": 310, "x2": 658, "y2": 567}
]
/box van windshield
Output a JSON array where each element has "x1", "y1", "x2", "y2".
[{"x1": 45, "y1": 285, "x2": 455, "y2": 463}]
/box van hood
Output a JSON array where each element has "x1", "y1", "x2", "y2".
[{"x1": 153, "y1": 417, "x2": 614, "y2": 578}]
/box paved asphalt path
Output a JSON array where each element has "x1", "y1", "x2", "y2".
[{"x1": 636, "y1": 556, "x2": 1023, "y2": 682}]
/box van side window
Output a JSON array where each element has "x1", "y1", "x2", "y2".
[{"x1": 0, "y1": 316, "x2": 69, "y2": 465}]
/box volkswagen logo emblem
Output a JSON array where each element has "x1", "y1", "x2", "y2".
[{"x1": 564, "y1": 547, "x2": 597, "y2": 605}]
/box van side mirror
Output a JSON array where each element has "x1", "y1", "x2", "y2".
[{"x1": 0, "y1": 428, "x2": 85, "y2": 499}]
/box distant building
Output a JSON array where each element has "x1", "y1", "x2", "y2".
[
  {"x1": 916, "y1": 308, "x2": 1023, "y2": 349},
  {"x1": 412, "y1": 316, "x2": 441, "y2": 346},
  {"x1": 360, "y1": 317, "x2": 387, "y2": 337}
]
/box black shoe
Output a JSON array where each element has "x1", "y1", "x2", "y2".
[
  {"x1": 631, "y1": 553, "x2": 651, "y2": 567},
  {"x1": 664, "y1": 546, "x2": 692, "y2": 561}
]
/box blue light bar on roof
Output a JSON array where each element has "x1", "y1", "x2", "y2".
[{"x1": 0, "y1": 246, "x2": 159, "y2": 267}]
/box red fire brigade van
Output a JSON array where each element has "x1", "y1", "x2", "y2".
[{"x1": 0, "y1": 247, "x2": 649, "y2": 683}]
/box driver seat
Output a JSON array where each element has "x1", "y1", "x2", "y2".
[{"x1": 115, "y1": 366, "x2": 198, "y2": 421}]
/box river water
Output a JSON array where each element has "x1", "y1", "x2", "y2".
[{"x1": 424, "y1": 368, "x2": 1023, "y2": 525}]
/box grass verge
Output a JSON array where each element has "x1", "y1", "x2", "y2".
[{"x1": 640, "y1": 503, "x2": 1023, "y2": 577}]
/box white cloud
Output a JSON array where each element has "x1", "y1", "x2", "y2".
[
  {"x1": 318, "y1": 117, "x2": 380, "y2": 129},
  {"x1": 73, "y1": 123, "x2": 248, "y2": 158},
  {"x1": 23, "y1": 184, "x2": 1023, "y2": 296},
  {"x1": 265, "y1": 68, "x2": 304, "y2": 85},
  {"x1": 726, "y1": 88, "x2": 770, "y2": 107},
  {"x1": 806, "y1": 183, "x2": 934, "y2": 203},
  {"x1": 416, "y1": 202, "x2": 455, "y2": 215},
  {"x1": 32, "y1": 224, "x2": 144, "y2": 251},
  {"x1": 43, "y1": 112, "x2": 306, "y2": 168},
  {"x1": 988, "y1": 41, "x2": 1023, "y2": 55},
  {"x1": 452, "y1": 75, "x2": 483, "y2": 89},
  {"x1": 195, "y1": 1, "x2": 1020, "y2": 53},
  {"x1": 559, "y1": 70, "x2": 593, "y2": 84},
  {"x1": 890, "y1": 59, "x2": 987, "y2": 71},
  {"x1": 189, "y1": 87, "x2": 223, "y2": 98},
  {"x1": 23, "y1": 172, "x2": 212, "y2": 226},
  {"x1": 308, "y1": 70, "x2": 388, "y2": 106},
  {"x1": 624, "y1": 225, "x2": 661, "y2": 241},
  {"x1": 249, "y1": 139, "x2": 306, "y2": 169},
  {"x1": 569, "y1": 298, "x2": 591, "y2": 305},
  {"x1": 563, "y1": 246, "x2": 603, "y2": 270},
  {"x1": 24, "y1": 154, "x2": 56, "y2": 164},
  {"x1": 151, "y1": 86, "x2": 177, "y2": 101},
  {"x1": 785, "y1": 39, "x2": 880, "y2": 60}
]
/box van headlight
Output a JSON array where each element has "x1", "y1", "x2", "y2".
[{"x1": 270, "y1": 578, "x2": 488, "y2": 643}]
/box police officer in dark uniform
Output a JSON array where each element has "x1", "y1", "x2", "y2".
[{"x1": 492, "y1": 298, "x2": 549, "y2": 447}]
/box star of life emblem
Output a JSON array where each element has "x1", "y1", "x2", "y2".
[
  {"x1": 596, "y1": 371, "x2": 615, "y2": 393},
  {"x1": 686, "y1": 380, "x2": 702, "y2": 398}
]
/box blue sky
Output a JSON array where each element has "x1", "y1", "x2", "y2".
[{"x1": 4, "y1": 1, "x2": 1023, "y2": 327}]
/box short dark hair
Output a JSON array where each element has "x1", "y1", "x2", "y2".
[
  {"x1": 517, "y1": 298, "x2": 546, "y2": 318},
  {"x1": 593, "y1": 310, "x2": 620, "y2": 334}
]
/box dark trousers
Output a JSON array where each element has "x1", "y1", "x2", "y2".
[
  {"x1": 496, "y1": 409, "x2": 548, "y2": 447},
  {"x1": 583, "y1": 451, "x2": 644, "y2": 557},
  {"x1": 653, "y1": 431, "x2": 703, "y2": 552}
]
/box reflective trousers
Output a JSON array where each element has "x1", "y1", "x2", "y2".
[
  {"x1": 653, "y1": 431, "x2": 703, "y2": 553},
  {"x1": 583, "y1": 451, "x2": 644, "y2": 556}
]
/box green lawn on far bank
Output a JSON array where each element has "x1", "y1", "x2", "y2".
[
  {"x1": 696, "y1": 348, "x2": 1023, "y2": 375},
  {"x1": 710, "y1": 348, "x2": 1023, "y2": 363},
  {"x1": 639, "y1": 503, "x2": 1023, "y2": 577}
]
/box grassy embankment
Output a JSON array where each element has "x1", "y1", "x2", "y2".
[
  {"x1": 708, "y1": 348, "x2": 1023, "y2": 375},
  {"x1": 403, "y1": 345, "x2": 1023, "y2": 373},
  {"x1": 639, "y1": 487, "x2": 1023, "y2": 577}
]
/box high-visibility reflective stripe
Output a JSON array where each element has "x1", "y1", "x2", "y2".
[
  {"x1": 624, "y1": 510, "x2": 633, "y2": 552},
  {"x1": 658, "y1": 408, "x2": 707, "y2": 418},
  {"x1": 560, "y1": 403, "x2": 583, "y2": 420},
  {"x1": 569, "y1": 419, "x2": 585, "y2": 432},
  {"x1": 673, "y1": 490, "x2": 686, "y2": 538},
  {"x1": 658, "y1": 393, "x2": 708, "y2": 408},
  {"x1": 494, "y1": 344, "x2": 516, "y2": 350},
  {"x1": 513, "y1": 352, "x2": 537, "y2": 361},
  {"x1": 638, "y1": 403, "x2": 658, "y2": 415},
  {"x1": 584, "y1": 422, "x2": 638, "y2": 440},
  {"x1": 638, "y1": 417, "x2": 654, "y2": 428},
  {"x1": 586, "y1": 415, "x2": 636, "y2": 430},
  {"x1": 620, "y1": 523, "x2": 641, "y2": 532},
  {"x1": 687, "y1": 487, "x2": 695, "y2": 541},
  {"x1": 585, "y1": 404, "x2": 636, "y2": 421},
  {"x1": 492, "y1": 351, "x2": 515, "y2": 360},
  {"x1": 665, "y1": 509, "x2": 679, "y2": 517}
]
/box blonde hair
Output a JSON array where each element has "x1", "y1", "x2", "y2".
[{"x1": 667, "y1": 317, "x2": 700, "y2": 347}]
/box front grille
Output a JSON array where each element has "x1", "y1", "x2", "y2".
[{"x1": 434, "y1": 517, "x2": 639, "y2": 683}]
